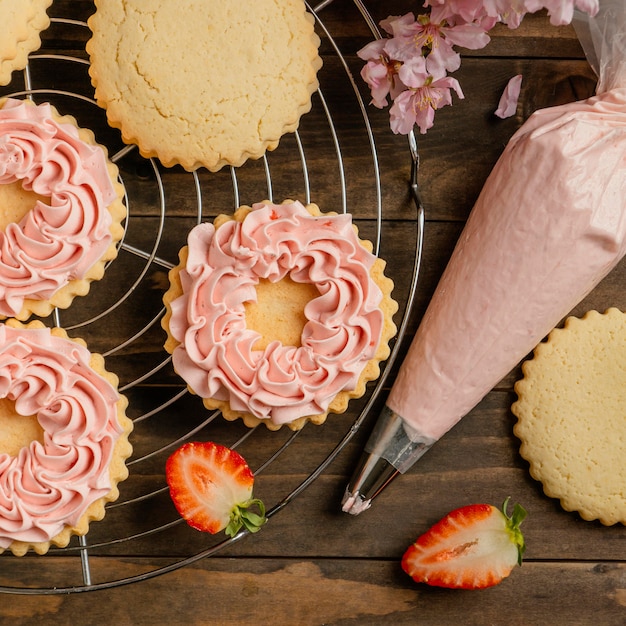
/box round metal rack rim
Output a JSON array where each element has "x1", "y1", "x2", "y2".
[{"x1": 0, "y1": 0, "x2": 424, "y2": 594}]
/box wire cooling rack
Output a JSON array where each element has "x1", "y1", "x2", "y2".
[{"x1": 0, "y1": 0, "x2": 424, "y2": 593}]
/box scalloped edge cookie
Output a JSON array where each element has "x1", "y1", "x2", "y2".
[
  {"x1": 0, "y1": 0, "x2": 52, "y2": 86},
  {"x1": 86, "y1": 0, "x2": 322, "y2": 171},
  {"x1": 512, "y1": 308, "x2": 626, "y2": 525},
  {"x1": 0, "y1": 97, "x2": 127, "y2": 321}
]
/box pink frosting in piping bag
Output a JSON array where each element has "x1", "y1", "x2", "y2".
[
  {"x1": 387, "y1": 2, "x2": 626, "y2": 442},
  {"x1": 389, "y1": 87, "x2": 626, "y2": 439}
]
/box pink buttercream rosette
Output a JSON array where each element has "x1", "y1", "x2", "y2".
[
  {"x1": 0, "y1": 321, "x2": 133, "y2": 556},
  {"x1": 163, "y1": 200, "x2": 397, "y2": 430},
  {"x1": 0, "y1": 98, "x2": 125, "y2": 320}
]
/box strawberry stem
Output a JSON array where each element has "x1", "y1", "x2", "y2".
[
  {"x1": 225, "y1": 498, "x2": 267, "y2": 538},
  {"x1": 502, "y1": 497, "x2": 527, "y2": 566}
]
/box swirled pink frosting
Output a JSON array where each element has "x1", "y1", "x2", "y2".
[
  {"x1": 0, "y1": 98, "x2": 118, "y2": 316},
  {"x1": 168, "y1": 200, "x2": 385, "y2": 425},
  {"x1": 0, "y1": 325, "x2": 123, "y2": 548}
]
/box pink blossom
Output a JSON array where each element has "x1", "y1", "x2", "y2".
[
  {"x1": 357, "y1": 37, "x2": 387, "y2": 62},
  {"x1": 426, "y1": 18, "x2": 491, "y2": 77},
  {"x1": 397, "y1": 54, "x2": 429, "y2": 89},
  {"x1": 383, "y1": 12, "x2": 489, "y2": 80},
  {"x1": 494, "y1": 74, "x2": 523, "y2": 118},
  {"x1": 427, "y1": 0, "x2": 600, "y2": 27},
  {"x1": 424, "y1": 0, "x2": 518, "y2": 27},
  {"x1": 432, "y1": 20, "x2": 491, "y2": 50},
  {"x1": 385, "y1": 26, "x2": 460, "y2": 79},
  {"x1": 493, "y1": 2, "x2": 527, "y2": 28},
  {"x1": 360, "y1": 62, "x2": 392, "y2": 108},
  {"x1": 424, "y1": 0, "x2": 493, "y2": 24},
  {"x1": 379, "y1": 13, "x2": 421, "y2": 38},
  {"x1": 390, "y1": 76, "x2": 464, "y2": 135},
  {"x1": 360, "y1": 0, "x2": 600, "y2": 135},
  {"x1": 358, "y1": 39, "x2": 404, "y2": 108}
]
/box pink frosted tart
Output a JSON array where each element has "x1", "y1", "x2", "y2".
[
  {"x1": 162, "y1": 200, "x2": 397, "y2": 431},
  {"x1": 0, "y1": 320, "x2": 133, "y2": 556},
  {"x1": 0, "y1": 97, "x2": 126, "y2": 320}
]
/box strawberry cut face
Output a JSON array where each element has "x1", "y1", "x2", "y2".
[
  {"x1": 166, "y1": 441, "x2": 265, "y2": 536},
  {"x1": 402, "y1": 499, "x2": 527, "y2": 590}
]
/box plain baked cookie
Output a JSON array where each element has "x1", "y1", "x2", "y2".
[
  {"x1": 0, "y1": 0, "x2": 52, "y2": 86},
  {"x1": 512, "y1": 308, "x2": 626, "y2": 525},
  {"x1": 86, "y1": 0, "x2": 322, "y2": 172},
  {"x1": 162, "y1": 199, "x2": 398, "y2": 431}
]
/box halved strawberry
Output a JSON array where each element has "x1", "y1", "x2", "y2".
[
  {"x1": 401, "y1": 498, "x2": 527, "y2": 589},
  {"x1": 165, "y1": 441, "x2": 266, "y2": 537}
]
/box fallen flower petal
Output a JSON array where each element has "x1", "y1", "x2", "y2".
[{"x1": 495, "y1": 74, "x2": 522, "y2": 118}]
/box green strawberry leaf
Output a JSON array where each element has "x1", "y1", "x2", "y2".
[
  {"x1": 225, "y1": 497, "x2": 267, "y2": 538},
  {"x1": 502, "y1": 496, "x2": 527, "y2": 565}
]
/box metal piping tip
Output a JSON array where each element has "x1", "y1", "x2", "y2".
[
  {"x1": 342, "y1": 452, "x2": 399, "y2": 514},
  {"x1": 342, "y1": 405, "x2": 436, "y2": 515}
]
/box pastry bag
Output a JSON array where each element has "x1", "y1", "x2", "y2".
[{"x1": 343, "y1": 0, "x2": 626, "y2": 514}]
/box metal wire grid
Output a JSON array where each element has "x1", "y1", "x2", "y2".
[{"x1": 0, "y1": 0, "x2": 424, "y2": 593}]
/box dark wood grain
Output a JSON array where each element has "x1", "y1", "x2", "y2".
[
  {"x1": 0, "y1": 1, "x2": 624, "y2": 624},
  {"x1": 2, "y1": 557, "x2": 625, "y2": 625}
]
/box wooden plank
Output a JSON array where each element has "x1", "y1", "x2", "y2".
[
  {"x1": 1, "y1": 557, "x2": 624, "y2": 625},
  {"x1": 0, "y1": 3, "x2": 623, "y2": 623}
]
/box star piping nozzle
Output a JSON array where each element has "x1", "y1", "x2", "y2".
[{"x1": 341, "y1": 405, "x2": 436, "y2": 515}]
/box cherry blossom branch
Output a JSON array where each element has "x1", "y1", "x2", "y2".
[{"x1": 358, "y1": 0, "x2": 600, "y2": 134}]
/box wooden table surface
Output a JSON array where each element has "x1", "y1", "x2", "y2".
[{"x1": 1, "y1": 1, "x2": 625, "y2": 624}]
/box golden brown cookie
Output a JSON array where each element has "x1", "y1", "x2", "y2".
[
  {"x1": 512, "y1": 308, "x2": 626, "y2": 525},
  {"x1": 87, "y1": 0, "x2": 322, "y2": 171},
  {"x1": 0, "y1": 0, "x2": 52, "y2": 86}
]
